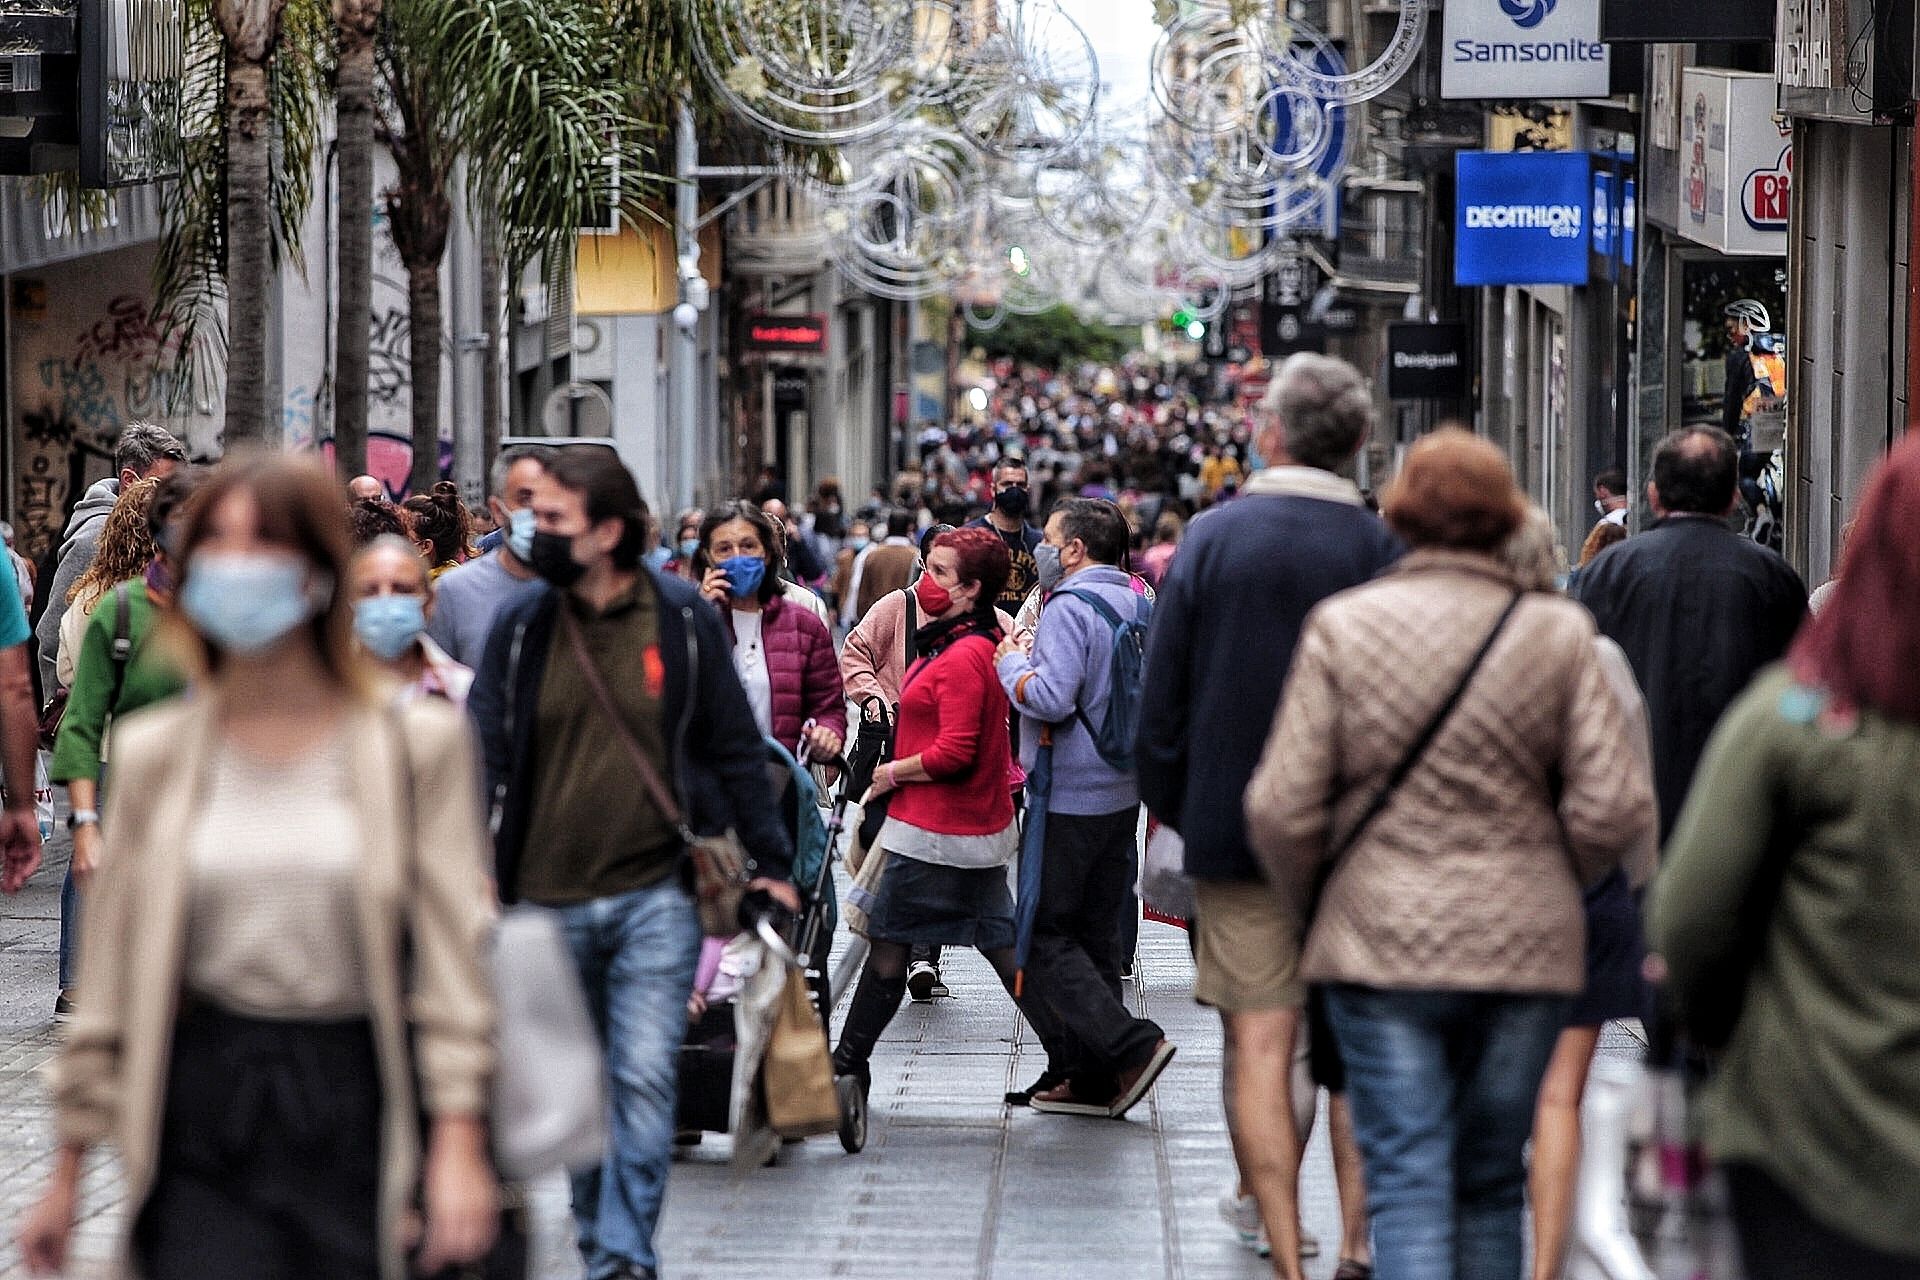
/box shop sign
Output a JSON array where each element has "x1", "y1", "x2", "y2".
[
  {"x1": 1677, "y1": 69, "x2": 1791, "y2": 256},
  {"x1": 1648, "y1": 44, "x2": 1683, "y2": 150},
  {"x1": 1598, "y1": 0, "x2": 1774, "y2": 41},
  {"x1": 1454, "y1": 151, "x2": 1592, "y2": 287},
  {"x1": 1777, "y1": 0, "x2": 1883, "y2": 122},
  {"x1": 1778, "y1": 0, "x2": 1846, "y2": 90},
  {"x1": 746, "y1": 313, "x2": 828, "y2": 352},
  {"x1": 1622, "y1": 177, "x2": 1636, "y2": 266},
  {"x1": 1593, "y1": 170, "x2": 1614, "y2": 258},
  {"x1": 1257, "y1": 301, "x2": 1327, "y2": 358},
  {"x1": 1386, "y1": 322, "x2": 1471, "y2": 401},
  {"x1": 1441, "y1": 0, "x2": 1609, "y2": 100}
]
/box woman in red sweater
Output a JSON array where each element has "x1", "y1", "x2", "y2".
[{"x1": 833, "y1": 527, "x2": 1022, "y2": 1093}]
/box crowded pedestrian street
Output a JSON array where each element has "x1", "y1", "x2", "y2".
[{"x1": 0, "y1": 2, "x2": 1918, "y2": 1280}]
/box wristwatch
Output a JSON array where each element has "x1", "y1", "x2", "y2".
[{"x1": 67, "y1": 809, "x2": 100, "y2": 830}]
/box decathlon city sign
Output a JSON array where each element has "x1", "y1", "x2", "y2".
[
  {"x1": 1454, "y1": 151, "x2": 1593, "y2": 287},
  {"x1": 1442, "y1": 0, "x2": 1611, "y2": 100}
]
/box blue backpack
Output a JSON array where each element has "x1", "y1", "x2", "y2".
[{"x1": 1052, "y1": 587, "x2": 1152, "y2": 773}]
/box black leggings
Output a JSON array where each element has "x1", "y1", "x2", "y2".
[{"x1": 834, "y1": 940, "x2": 1018, "y2": 1073}]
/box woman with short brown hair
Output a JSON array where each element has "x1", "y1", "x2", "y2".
[{"x1": 1244, "y1": 429, "x2": 1655, "y2": 1280}]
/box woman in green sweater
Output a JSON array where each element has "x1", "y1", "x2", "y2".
[
  {"x1": 49, "y1": 469, "x2": 201, "y2": 1016},
  {"x1": 1649, "y1": 434, "x2": 1920, "y2": 1278}
]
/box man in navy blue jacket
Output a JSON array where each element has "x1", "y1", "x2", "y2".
[
  {"x1": 470, "y1": 447, "x2": 793, "y2": 1280},
  {"x1": 1138, "y1": 354, "x2": 1397, "y2": 1277}
]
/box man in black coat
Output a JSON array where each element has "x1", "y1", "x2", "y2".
[
  {"x1": 1137, "y1": 353, "x2": 1396, "y2": 1275},
  {"x1": 1575, "y1": 426, "x2": 1807, "y2": 839}
]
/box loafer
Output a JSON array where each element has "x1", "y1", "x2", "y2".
[
  {"x1": 1108, "y1": 1039, "x2": 1176, "y2": 1118},
  {"x1": 1028, "y1": 1080, "x2": 1114, "y2": 1116}
]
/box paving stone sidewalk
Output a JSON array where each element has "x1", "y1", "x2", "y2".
[{"x1": 0, "y1": 833, "x2": 1643, "y2": 1280}]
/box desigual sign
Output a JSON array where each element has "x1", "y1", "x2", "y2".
[{"x1": 1442, "y1": 0, "x2": 1610, "y2": 99}]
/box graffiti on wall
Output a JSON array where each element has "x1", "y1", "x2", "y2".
[
  {"x1": 14, "y1": 289, "x2": 212, "y2": 564},
  {"x1": 317, "y1": 430, "x2": 451, "y2": 501}
]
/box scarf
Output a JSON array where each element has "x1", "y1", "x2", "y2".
[{"x1": 913, "y1": 608, "x2": 1002, "y2": 661}]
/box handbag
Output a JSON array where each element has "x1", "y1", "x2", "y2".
[
  {"x1": 1305, "y1": 591, "x2": 1525, "y2": 1089},
  {"x1": 762, "y1": 968, "x2": 841, "y2": 1137},
  {"x1": 1139, "y1": 821, "x2": 1195, "y2": 922},
  {"x1": 843, "y1": 838, "x2": 890, "y2": 937},
  {"x1": 559, "y1": 608, "x2": 749, "y2": 938},
  {"x1": 388, "y1": 714, "x2": 540, "y2": 1280},
  {"x1": 489, "y1": 907, "x2": 608, "y2": 1179}
]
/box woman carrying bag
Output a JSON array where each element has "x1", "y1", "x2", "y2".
[
  {"x1": 18, "y1": 454, "x2": 499, "y2": 1280},
  {"x1": 1649, "y1": 434, "x2": 1920, "y2": 1279}
]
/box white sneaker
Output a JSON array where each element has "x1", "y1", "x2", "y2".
[
  {"x1": 907, "y1": 960, "x2": 939, "y2": 1002},
  {"x1": 1216, "y1": 1189, "x2": 1319, "y2": 1259},
  {"x1": 1218, "y1": 1189, "x2": 1273, "y2": 1259}
]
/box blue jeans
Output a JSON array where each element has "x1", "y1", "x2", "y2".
[
  {"x1": 1321, "y1": 985, "x2": 1569, "y2": 1280},
  {"x1": 555, "y1": 880, "x2": 702, "y2": 1278}
]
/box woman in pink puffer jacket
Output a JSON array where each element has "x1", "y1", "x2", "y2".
[{"x1": 697, "y1": 500, "x2": 847, "y2": 759}]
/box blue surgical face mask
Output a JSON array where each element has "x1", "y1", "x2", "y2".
[
  {"x1": 506, "y1": 506, "x2": 536, "y2": 561},
  {"x1": 354, "y1": 594, "x2": 426, "y2": 661},
  {"x1": 678, "y1": 537, "x2": 701, "y2": 559},
  {"x1": 181, "y1": 552, "x2": 329, "y2": 656},
  {"x1": 848, "y1": 536, "x2": 870, "y2": 552},
  {"x1": 1035, "y1": 542, "x2": 1065, "y2": 592},
  {"x1": 644, "y1": 545, "x2": 673, "y2": 571},
  {"x1": 720, "y1": 554, "x2": 767, "y2": 599}
]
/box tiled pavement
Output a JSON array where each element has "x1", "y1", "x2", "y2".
[{"x1": 0, "y1": 831, "x2": 1644, "y2": 1280}]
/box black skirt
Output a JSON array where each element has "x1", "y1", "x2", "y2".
[
  {"x1": 134, "y1": 1002, "x2": 384, "y2": 1280},
  {"x1": 1567, "y1": 869, "x2": 1651, "y2": 1027},
  {"x1": 865, "y1": 852, "x2": 1016, "y2": 949}
]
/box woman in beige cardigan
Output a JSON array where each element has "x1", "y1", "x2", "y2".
[
  {"x1": 18, "y1": 455, "x2": 499, "y2": 1280},
  {"x1": 1244, "y1": 431, "x2": 1654, "y2": 1280}
]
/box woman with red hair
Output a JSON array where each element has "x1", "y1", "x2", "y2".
[
  {"x1": 832, "y1": 527, "x2": 1026, "y2": 1099},
  {"x1": 1649, "y1": 434, "x2": 1920, "y2": 1279}
]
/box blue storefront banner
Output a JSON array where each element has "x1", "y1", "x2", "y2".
[
  {"x1": 1593, "y1": 169, "x2": 1615, "y2": 260},
  {"x1": 1454, "y1": 151, "x2": 1593, "y2": 287}
]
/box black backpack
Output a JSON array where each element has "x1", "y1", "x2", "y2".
[{"x1": 1051, "y1": 587, "x2": 1151, "y2": 773}]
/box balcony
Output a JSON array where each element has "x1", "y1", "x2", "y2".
[{"x1": 727, "y1": 177, "x2": 830, "y2": 279}]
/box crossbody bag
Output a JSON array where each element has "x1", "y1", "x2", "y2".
[{"x1": 558, "y1": 607, "x2": 749, "y2": 937}]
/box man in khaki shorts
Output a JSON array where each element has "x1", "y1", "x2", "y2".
[{"x1": 1138, "y1": 354, "x2": 1399, "y2": 1280}]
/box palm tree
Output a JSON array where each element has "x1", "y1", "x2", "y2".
[
  {"x1": 377, "y1": 0, "x2": 671, "y2": 494},
  {"x1": 331, "y1": 0, "x2": 382, "y2": 475},
  {"x1": 154, "y1": 0, "x2": 328, "y2": 444}
]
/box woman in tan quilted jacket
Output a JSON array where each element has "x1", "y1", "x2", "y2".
[{"x1": 1244, "y1": 430, "x2": 1655, "y2": 1280}]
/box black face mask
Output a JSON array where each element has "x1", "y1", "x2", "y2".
[
  {"x1": 994, "y1": 485, "x2": 1030, "y2": 518},
  {"x1": 527, "y1": 530, "x2": 588, "y2": 589}
]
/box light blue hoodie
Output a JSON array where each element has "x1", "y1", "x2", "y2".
[{"x1": 996, "y1": 564, "x2": 1143, "y2": 817}]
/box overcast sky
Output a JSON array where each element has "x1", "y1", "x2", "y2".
[{"x1": 1056, "y1": 0, "x2": 1161, "y2": 130}]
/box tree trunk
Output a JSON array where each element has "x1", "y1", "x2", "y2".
[
  {"x1": 407, "y1": 260, "x2": 442, "y2": 495},
  {"x1": 222, "y1": 55, "x2": 274, "y2": 446},
  {"x1": 331, "y1": 18, "x2": 378, "y2": 475},
  {"x1": 478, "y1": 202, "x2": 504, "y2": 484}
]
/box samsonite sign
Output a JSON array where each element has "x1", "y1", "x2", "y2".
[
  {"x1": 1442, "y1": 0, "x2": 1610, "y2": 100},
  {"x1": 1677, "y1": 69, "x2": 1791, "y2": 256},
  {"x1": 1455, "y1": 151, "x2": 1592, "y2": 286}
]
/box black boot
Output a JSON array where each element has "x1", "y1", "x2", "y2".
[{"x1": 833, "y1": 968, "x2": 908, "y2": 1092}]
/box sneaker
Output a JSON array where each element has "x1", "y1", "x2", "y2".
[
  {"x1": 1218, "y1": 1189, "x2": 1273, "y2": 1258},
  {"x1": 53, "y1": 991, "x2": 73, "y2": 1024},
  {"x1": 1107, "y1": 1039, "x2": 1176, "y2": 1118},
  {"x1": 1217, "y1": 1189, "x2": 1319, "y2": 1259},
  {"x1": 927, "y1": 974, "x2": 951, "y2": 999},
  {"x1": 1028, "y1": 1080, "x2": 1113, "y2": 1116},
  {"x1": 907, "y1": 960, "x2": 938, "y2": 1002},
  {"x1": 1005, "y1": 1069, "x2": 1066, "y2": 1106}
]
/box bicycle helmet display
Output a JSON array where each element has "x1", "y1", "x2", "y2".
[{"x1": 1723, "y1": 298, "x2": 1771, "y2": 331}]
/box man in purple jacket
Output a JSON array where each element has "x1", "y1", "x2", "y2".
[{"x1": 995, "y1": 498, "x2": 1174, "y2": 1119}]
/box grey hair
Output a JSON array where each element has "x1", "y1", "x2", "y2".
[
  {"x1": 489, "y1": 444, "x2": 557, "y2": 496},
  {"x1": 1498, "y1": 505, "x2": 1564, "y2": 592},
  {"x1": 352, "y1": 533, "x2": 434, "y2": 594},
  {"x1": 1263, "y1": 353, "x2": 1373, "y2": 471},
  {"x1": 114, "y1": 421, "x2": 187, "y2": 475}
]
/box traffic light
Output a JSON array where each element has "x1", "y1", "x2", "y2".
[{"x1": 1171, "y1": 306, "x2": 1206, "y2": 341}]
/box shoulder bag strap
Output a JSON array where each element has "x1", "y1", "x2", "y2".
[
  {"x1": 105, "y1": 583, "x2": 134, "y2": 715},
  {"x1": 1327, "y1": 591, "x2": 1525, "y2": 863},
  {"x1": 901, "y1": 587, "x2": 916, "y2": 690},
  {"x1": 558, "y1": 606, "x2": 695, "y2": 842}
]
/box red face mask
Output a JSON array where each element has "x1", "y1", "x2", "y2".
[{"x1": 914, "y1": 571, "x2": 954, "y2": 617}]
